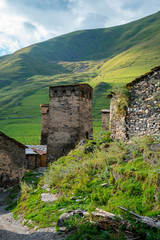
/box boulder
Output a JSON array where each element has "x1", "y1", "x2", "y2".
[
  {"x1": 57, "y1": 210, "x2": 85, "y2": 227},
  {"x1": 41, "y1": 193, "x2": 58, "y2": 202}
]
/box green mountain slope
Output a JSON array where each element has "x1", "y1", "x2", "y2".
[{"x1": 0, "y1": 11, "x2": 160, "y2": 144}]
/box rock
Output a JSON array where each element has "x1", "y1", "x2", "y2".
[
  {"x1": 41, "y1": 184, "x2": 50, "y2": 191},
  {"x1": 58, "y1": 208, "x2": 65, "y2": 211},
  {"x1": 35, "y1": 175, "x2": 43, "y2": 178},
  {"x1": 76, "y1": 199, "x2": 82, "y2": 202},
  {"x1": 83, "y1": 212, "x2": 90, "y2": 217},
  {"x1": 33, "y1": 167, "x2": 48, "y2": 174},
  {"x1": 41, "y1": 193, "x2": 58, "y2": 202},
  {"x1": 101, "y1": 183, "x2": 108, "y2": 187},
  {"x1": 21, "y1": 218, "x2": 27, "y2": 225},
  {"x1": 37, "y1": 227, "x2": 57, "y2": 233},
  {"x1": 34, "y1": 226, "x2": 38, "y2": 231},
  {"x1": 70, "y1": 196, "x2": 76, "y2": 200},
  {"x1": 28, "y1": 220, "x2": 32, "y2": 224},
  {"x1": 112, "y1": 169, "x2": 123, "y2": 181},
  {"x1": 57, "y1": 210, "x2": 84, "y2": 227},
  {"x1": 38, "y1": 167, "x2": 48, "y2": 173},
  {"x1": 59, "y1": 226, "x2": 67, "y2": 232}
]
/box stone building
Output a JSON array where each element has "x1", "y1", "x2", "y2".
[
  {"x1": 101, "y1": 109, "x2": 110, "y2": 130},
  {"x1": 47, "y1": 84, "x2": 93, "y2": 164},
  {"x1": 40, "y1": 104, "x2": 49, "y2": 145},
  {"x1": 26, "y1": 145, "x2": 47, "y2": 169},
  {"x1": 0, "y1": 132, "x2": 26, "y2": 190},
  {"x1": 109, "y1": 66, "x2": 160, "y2": 140}
]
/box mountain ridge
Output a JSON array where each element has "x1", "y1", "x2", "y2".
[{"x1": 0, "y1": 11, "x2": 160, "y2": 144}]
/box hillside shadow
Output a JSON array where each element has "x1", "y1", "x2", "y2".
[{"x1": 93, "y1": 82, "x2": 112, "y2": 97}]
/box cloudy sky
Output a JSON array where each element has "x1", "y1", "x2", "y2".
[{"x1": 0, "y1": 0, "x2": 159, "y2": 56}]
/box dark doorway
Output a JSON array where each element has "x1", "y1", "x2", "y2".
[{"x1": 86, "y1": 131, "x2": 89, "y2": 139}]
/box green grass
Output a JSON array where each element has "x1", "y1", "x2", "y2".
[
  {"x1": 0, "y1": 118, "x2": 41, "y2": 144},
  {"x1": 9, "y1": 134, "x2": 160, "y2": 239},
  {"x1": 0, "y1": 117, "x2": 101, "y2": 144},
  {"x1": 0, "y1": 11, "x2": 160, "y2": 143}
]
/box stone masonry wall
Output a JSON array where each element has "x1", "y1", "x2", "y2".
[
  {"x1": 126, "y1": 70, "x2": 160, "y2": 138},
  {"x1": 110, "y1": 99, "x2": 127, "y2": 140},
  {"x1": 47, "y1": 84, "x2": 93, "y2": 164},
  {"x1": 110, "y1": 67, "x2": 160, "y2": 140},
  {"x1": 79, "y1": 85, "x2": 93, "y2": 140},
  {"x1": 40, "y1": 104, "x2": 49, "y2": 145},
  {"x1": 0, "y1": 132, "x2": 26, "y2": 190}
]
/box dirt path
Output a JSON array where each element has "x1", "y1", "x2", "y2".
[{"x1": 0, "y1": 192, "x2": 68, "y2": 240}]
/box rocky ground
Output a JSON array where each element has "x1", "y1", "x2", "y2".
[{"x1": 0, "y1": 191, "x2": 68, "y2": 240}]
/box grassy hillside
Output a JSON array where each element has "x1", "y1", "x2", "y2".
[
  {"x1": 0, "y1": 11, "x2": 160, "y2": 144},
  {"x1": 8, "y1": 134, "x2": 160, "y2": 239}
]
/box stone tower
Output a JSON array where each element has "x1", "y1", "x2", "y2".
[
  {"x1": 40, "y1": 104, "x2": 49, "y2": 145},
  {"x1": 47, "y1": 84, "x2": 93, "y2": 164},
  {"x1": 101, "y1": 109, "x2": 110, "y2": 130}
]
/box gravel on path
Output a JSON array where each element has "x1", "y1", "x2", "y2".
[{"x1": 0, "y1": 191, "x2": 68, "y2": 240}]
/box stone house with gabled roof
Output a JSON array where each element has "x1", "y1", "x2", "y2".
[
  {"x1": 0, "y1": 132, "x2": 26, "y2": 190},
  {"x1": 108, "y1": 66, "x2": 160, "y2": 140},
  {"x1": 25, "y1": 145, "x2": 47, "y2": 169}
]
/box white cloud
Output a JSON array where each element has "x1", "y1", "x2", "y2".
[{"x1": 0, "y1": 0, "x2": 159, "y2": 55}]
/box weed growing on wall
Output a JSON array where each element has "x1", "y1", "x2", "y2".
[{"x1": 112, "y1": 86, "x2": 130, "y2": 116}]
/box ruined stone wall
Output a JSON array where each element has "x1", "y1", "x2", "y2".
[
  {"x1": 40, "y1": 104, "x2": 49, "y2": 145},
  {"x1": 126, "y1": 71, "x2": 160, "y2": 139},
  {"x1": 109, "y1": 68, "x2": 160, "y2": 140},
  {"x1": 79, "y1": 85, "x2": 93, "y2": 140},
  {"x1": 110, "y1": 98, "x2": 127, "y2": 140},
  {"x1": 47, "y1": 84, "x2": 93, "y2": 164},
  {"x1": 0, "y1": 133, "x2": 26, "y2": 190}
]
